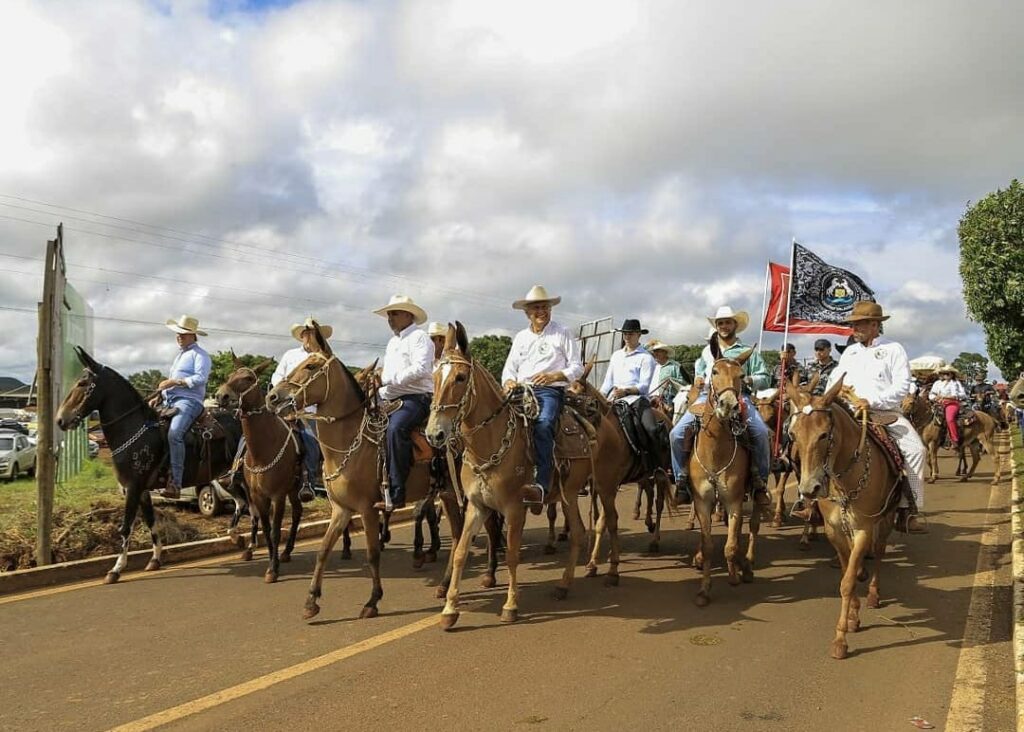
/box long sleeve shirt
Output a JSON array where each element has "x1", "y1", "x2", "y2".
[
  {"x1": 651, "y1": 359, "x2": 685, "y2": 402},
  {"x1": 930, "y1": 379, "x2": 966, "y2": 401},
  {"x1": 272, "y1": 346, "x2": 317, "y2": 413},
  {"x1": 601, "y1": 346, "x2": 656, "y2": 404},
  {"x1": 380, "y1": 324, "x2": 433, "y2": 400},
  {"x1": 501, "y1": 320, "x2": 583, "y2": 388},
  {"x1": 165, "y1": 343, "x2": 211, "y2": 405},
  {"x1": 826, "y1": 338, "x2": 914, "y2": 411},
  {"x1": 694, "y1": 341, "x2": 770, "y2": 391}
]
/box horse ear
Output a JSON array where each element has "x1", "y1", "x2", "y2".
[
  {"x1": 581, "y1": 358, "x2": 596, "y2": 382},
  {"x1": 231, "y1": 349, "x2": 243, "y2": 369},
  {"x1": 444, "y1": 323, "x2": 456, "y2": 351},
  {"x1": 822, "y1": 373, "x2": 845, "y2": 406},
  {"x1": 311, "y1": 320, "x2": 332, "y2": 356},
  {"x1": 75, "y1": 347, "x2": 100, "y2": 371},
  {"x1": 455, "y1": 321, "x2": 469, "y2": 356},
  {"x1": 806, "y1": 372, "x2": 820, "y2": 393},
  {"x1": 253, "y1": 358, "x2": 274, "y2": 375},
  {"x1": 736, "y1": 348, "x2": 754, "y2": 366},
  {"x1": 709, "y1": 333, "x2": 722, "y2": 361}
]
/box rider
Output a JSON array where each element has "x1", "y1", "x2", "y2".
[
  {"x1": 156, "y1": 315, "x2": 212, "y2": 499},
  {"x1": 806, "y1": 339, "x2": 838, "y2": 396},
  {"x1": 670, "y1": 305, "x2": 772, "y2": 506},
  {"x1": 825, "y1": 301, "x2": 928, "y2": 533},
  {"x1": 969, "y1": 371, "x2": 1001, "y2": 424},
  {"x1": 601, "y1": 320, "x2": 669, "y2": 481},
  {"x1": 773, "y1": 343, "x2": 807, "y2": 388},
  {"x1": 929, "y1": 365, "x2": 966, "y2": 449},
  {"x1": 374, "y1": 295, "x2": 434, "y2": 511},
  {"x1": 501, "y1": 285, "x2": 583, "y2": 514},
  {"x1": 428, "y1": 321, "x2": 447, "y2": 370},
  {"x1": 648, "y1": 339, "x2": 684, "y2": 409}
]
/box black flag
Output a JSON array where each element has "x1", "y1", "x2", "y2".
[{"x1": 789, "y1": 242, "x2": 875, "y2": 324}]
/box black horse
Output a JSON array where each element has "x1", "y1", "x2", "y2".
[{"x1": 56, "y1": 347, "x2": 242, "y2": 584}]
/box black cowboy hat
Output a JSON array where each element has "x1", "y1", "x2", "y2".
[{"x1": 617, "y1": 319, "x2": 649, "y2": 334}]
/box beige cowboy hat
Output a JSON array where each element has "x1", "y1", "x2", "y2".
[
  {"x1": 373, "y1": 294, "x2": 427, "y2": 325},
  {"x1": 513, "y1": 285, "x2": 561, "y2": 311},
  {"x1": 427, "y1": 321, "x2": 447, "y2": 337},
  {"x1": 706, "y1": 305, "x2": 749, "y2": 333},
  {"x1": 647, "y1": 339, "x2": 672, "y2": 353},
  {"x1": 289, "y1": 316, "x2": 333, "y2": 341},
  {"x1": 165, "y1": 314, "x2": 207, "y2": 336},
  {"x1": 936, "y1": 365, "x2": 962, "y2": 378},
  {"x1": 843, "y1": 301, "x2": 890, "y2": 323}
]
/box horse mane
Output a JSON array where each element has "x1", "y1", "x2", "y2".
[
  {"x1": 337, "y1": 358, "x2": 365, "y2": 401},
  {"x1": 709, "y1": 332, "x2": 722, "y2": 361},
  {"x1": 101, "y1": 364, "x2": 158, "y2": 419}
]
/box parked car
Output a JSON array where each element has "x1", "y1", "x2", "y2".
[
  {"x1": 0, "y1": 430, "x2": 37, "y2": 481},
  {"x1": 0, "y1": 419, "x2": 29, "y2": 436},
  {"x1": 143, "y1": 479, "x2": 237, "y2": 518}
]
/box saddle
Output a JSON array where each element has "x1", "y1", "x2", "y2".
[
  {"x1": 156, "y1": 405, "x2": 228, "y2": 442},
  {"x1": 611, "y1": 399, "x2": 646, "y2": 458},
  {"x1": 554, "y1": 406, "x2": 597, "y2": 461}
]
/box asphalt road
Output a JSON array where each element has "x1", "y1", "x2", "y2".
[{"x1": 1, "y1": 447, "x2": 1014, "y2": 732}]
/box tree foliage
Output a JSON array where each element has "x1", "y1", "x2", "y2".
[
  {"x1": 951, "y1": 351, "x2": 988, "y2": 381},
  {"x1": 127, "y1": 369, "x2": 164, "y2": 396},
  {"x1": 670, "y1": 344, "x2": 704, "y2": 381},
  {"x1": 207, "y1": 351, "x2": 277, "y2": 395},
  {"x1": 469, "y1": 335, "x2": 512, "y2": 383},
  {"x1": 959, "y1": 179, "x2": 1024, "y2": 377}
]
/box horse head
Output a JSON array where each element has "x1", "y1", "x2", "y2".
[
  {"x1": 266, "y1": 320, "x2": 347, "y2": 416},
  {"x1": 786, "y1": 373, "x2": 845, "y2": 499},
  {"x1": 709, "y1": 348, "x2": 752, "y2": 421},
  {"x1": 567, "y1": 358, "x2": 597, "y2": 397},
  {"x1": 56, "y1": 348, "x2": 106, "y2": 431},
  {"x1": 218, "y1": 357, "x2": 274, "y2": 410},
  {"x1": 426, "y1": 321, "x2": 472, "y2": 448}
]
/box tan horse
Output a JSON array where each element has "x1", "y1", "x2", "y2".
[
  {"x1": 266, "y1": 324, "x2": 470, "y2": 619},
  {"x1": 426, "y1": 322, "x2": 592, "y2": 629},
  {"x1": 901, "y1": 393, "x2": 1003, "y2": 484},
  {"x1": 786, "y1": 376, "x2": 900, "y2": 659},
  {"x1": 217, "y1": 358, "x2": 304, "y2": 582},
  {"x1": 686, "y1": 347, "x2": 760, "y2": 606}
]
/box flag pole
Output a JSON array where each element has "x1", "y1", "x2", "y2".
[
  {"x1": 774, "y1": 239, "x2": 797, "y2": 462},
  {"x1": 782, "y1": 238, "x2": 797, "y2": 350},
  {"x1": 757, "y1": 261, "x2": 770, "y2": 352}
]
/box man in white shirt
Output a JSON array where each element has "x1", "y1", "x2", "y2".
[
  {"x1": 826, "y1": 301, "x2": 928, "y2": 533},
  {"x1": 374, "y1": 295, "x2": 434, "y2": 511},
  {"x1": 601, "y1": 319, "x2": 668, "y2": 479},
  {"x1": 501, "y1": 286, "x2": 584, "y2": 513},
  {"x1": 929, "y1": 365, "x2": 966, "y2": 448}
]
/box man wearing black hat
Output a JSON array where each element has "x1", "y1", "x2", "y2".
[
  {"x1": 807, "y1": 339, "x2": 838, "y2": 396},
  {"x1": 601, "y1": 320, "x2": 669, "y2": 484}
]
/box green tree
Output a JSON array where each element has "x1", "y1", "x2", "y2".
[
  {"x1": 951, "y1": 351, "x2": 989, "y2": 380},
  {"x1": 761, "y1": 350, "x2": 781, "y2": 373},
  {"x1": 959, "y1": 179, "x2": 1024, "y2": 376},
  {"x1": 127, "y1": 369, "x2": 164, "y2": 396},
  {"x1": 207, "y1": 351, "x2": 278, "y2": 395},
  {"x1": 671, "y1": 344, "x2": 704, "y2": 381},
  {"x1": 469, "y1": 335, "x2": 512, "y2": 383}
]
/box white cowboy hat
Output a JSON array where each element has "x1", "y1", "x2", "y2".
[
  {"x1": 647, "y1": 339, "x2": 671, "y2": 353},
  {"x1": 289, "y1": 317, "x2": 333, "y2": 341},
  {"x1": 427, "y1": 321, "x2": 447, "y2": 337},
  {"x1": 513, "y1": 285, "x2": 561, "y2": 311},
  {"x1": 165, "y1": 314, "x2": 207, "y2": 336},
  {"x1": 373, "y1": 294, "x2": 427, "y2": 325},
  {"x1": 706, "y1": 305, "x2": 749, "y2": 334}
]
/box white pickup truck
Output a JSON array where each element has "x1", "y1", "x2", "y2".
[{"x1": 0, "y1": 430, "x2": 36, "y2": 481}]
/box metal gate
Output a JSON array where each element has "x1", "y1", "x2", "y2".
[{"x1": 577, "y1": 317, "x2": 615, "y2": 389}]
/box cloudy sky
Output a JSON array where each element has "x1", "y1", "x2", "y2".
[{"x1": 1, "y1": 0, "x2": 1022, "y2": 385}]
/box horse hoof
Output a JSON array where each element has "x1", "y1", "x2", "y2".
[
  {"x1": 742, "y1": 567, "x2": 754, "y2": 584},
  {"x1": 830, "y1": 642, "x2": 849, "y2": 660},
  {"x1": 359, "y1": 605, "x2": 379, "y2": 619},
  {"x1": 585, "y1": 563, "x2": 598, "y2": 578},
  {"x1": 280, "y1": 553, "x2": 291, "y2": 564},
  {"x1": 926, "y1": 477, "x2": 936, "y2": 484},
  {"x1": 856, "y1": 567, "x2": 868, "y2": 583},
  {"x1": 480, "y1": 575, "x2": 496, "y2": 589},
  {"x1": 771, "y1": 517, "x2": 783, "y2": 529},
  {"x1": 413, "y1": 555, "x2": 425, "y2": 570},
  {"x1": 340, "y1": 550, "x2": 352, "y2": 560},
  {"x1": 144, "y1": 559, "x2": 161, "y2": 572},
  {"x1": 604, "y1": 574, "x2": 619, "y2": 587},
  {"x1": 440, "y1": 612, "x2": 460, "y2": 631},
  {"x1": 645, "y1": 520, "x2": 655, "y2": 534},
  {"x1": 104, "y1": 572, "x2": 120, "y2": 585},
  {"x1": 648, "y1": 541, "x2": 660, "y2": 554},
  {"x1": 847, "y1": 618, "x2": 861, "y2": 633},
  {"x1": 543, "y1": 544, "x2": 557, "y2": 555},
  {"x1": 632, "y1": 510, "x2": 641, "y2": 521},
  {"x1": 553, "y1": 586, "x2": 569, "y2": 601},
  {"x1": 425, "y1": 551, "x2": 437, "y2": 564},
  {"x1": 727, "y1": 575, "x2": 742, "y2": 586},
  {"x1": 694, "y1": 592, "x2": 710, "y2": 608},
  {"x1": 435, "y1": 586, "x2": 448, "y2": 599},
  {"x1": 264, "y1": 571, "x2": 278, "y2": 584},
  {"x1": 866, "y1": 593, "x2": 880, "y2": 609},
  {"x1": 685, "y1": 521, "x2": 695, "y2": 531},
  {"x1": 557, "y1": 533, "x2": 568, "y2": 543},
  {"x1": 303, "y1": 603, "x2": 320, "y2": 620},
  {"x1": 500, "y1": 608, "x2": 518, "y2": 623}
]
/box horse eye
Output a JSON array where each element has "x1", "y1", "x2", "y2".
[
  {"x1": 454, "y1": 373, "x2": 466, "y2": 383},
  {"x1": 818, "y1": 432, "x2": 828, "y2": 442}
]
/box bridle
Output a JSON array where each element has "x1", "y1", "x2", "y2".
[
  {"x1": 229, "y1": 367, "x2": 266, "y2": 417},
  {"x1": 431, "y1": 353, "x2": 517, "y2": 442},
  {"x1": 274, "y1": 355, "x2": 372, "y2": 424}
]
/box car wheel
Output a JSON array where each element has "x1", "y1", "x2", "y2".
[
  {"x1": 198, "y1": 484, "x2": 222, "y2": 517},
  {"x1": 26, "y1": 460, "x2": 35, "y2": 478},
  {"x1": 11, "y1": 463, "x2": 18, "y2": 481}
]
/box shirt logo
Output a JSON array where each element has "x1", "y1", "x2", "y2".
[
  {"x1": 537, "y1": 341, "x2": 551, "y2": 357},
  {"x1": 874, "y1": 349, "x2": 886, "y2": 360}
]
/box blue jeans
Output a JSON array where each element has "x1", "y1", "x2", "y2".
[
  {"x1": 386, "y1": 394, "x2": 432, "y2": 505},
  {"x1": 669, "y1": 392, "x2": 770, "y2": 480},
  {"x1": 231, "y1": 421, "x2": 319, "y2": 482},
  {"x1": 533, "y1": 387, "x2": 565, "y2": 493},
  {"x1": 167, "y1": 397, "x2": 204, "y2": 487}
]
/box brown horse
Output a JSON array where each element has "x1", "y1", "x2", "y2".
[
  {"x1": 786, "y1": 376, "x2": 900, "y2": 659},
  {"x1": 426, "y1": 322, "x2": 593, "y2": 629},
  {"x1": 901, "y1": 393, "x2": 1003, "y2": 484},
  {"x1": 217, "y1": 358, "x2": 304, "y2": 583},
  {"x1": 266, "y1": 324, "x2": 468, "y2": 619},
  {"x1": 686, "y1": 347, "x2": 760, "y2": 606}
]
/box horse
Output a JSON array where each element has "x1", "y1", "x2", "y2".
[
  {"x1": 900, "y1": 393, "x2": 1003, "y2": 484},
  {"x1": 786, "y1": 375, "x2": 901, "y2": 660},
  {"x1": 56, "y1": 347, "x2": 241, "y2": 584},
  {"x1": 685, "y1": 344, "x2": 761, "y2": 606},
  {"x1": 265, "y1": 324, "x2": 469, "y2": 619},
  {"x1": 426, "y1": 322, "x2": 593, "y2": 629},
  {"x1": 217, "y1": 357, "x2": 305, "y2": 582}
]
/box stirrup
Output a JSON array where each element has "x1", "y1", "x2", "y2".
[{"x1": 673, "y1": 475, "x2": 693, "y2": 505}]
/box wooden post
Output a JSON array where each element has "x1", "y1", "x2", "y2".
[{"x1": 35, "y1": 225, "x2": 62, "y2": 566}]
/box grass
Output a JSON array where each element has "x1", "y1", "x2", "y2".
[
  {"x1": 1013, "y1": 426, "x2": 1023, "y2": 480},
  {"x1": 1, "y1": 459, "x2": 122, "y2": 534}
]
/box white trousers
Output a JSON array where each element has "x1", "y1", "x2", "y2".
[{"x1": 878, "y1": 411, "x2": 926, "y2": 510}]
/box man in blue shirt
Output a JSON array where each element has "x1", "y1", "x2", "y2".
[
  {"x1": 669, "y1": 306, "x2": 772, "y2": 505},
  {"x1": 155, "y1": 315, "x2": 212, "y2": 498}
]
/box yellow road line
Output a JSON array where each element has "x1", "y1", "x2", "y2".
[{"x1": 108, "y1": 614, "x2": 437, "y2": 732}]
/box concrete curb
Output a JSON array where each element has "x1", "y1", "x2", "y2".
[
  {"x1": 0, "y1": 505, "x2": 416, "y2": 597},
  {"x1": 1010, "y1": 430, "x2": 1024, "y2": 732}
]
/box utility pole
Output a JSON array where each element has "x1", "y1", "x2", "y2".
[{"x1": 36, "y1": 224, "x2": 64, "y2": 565}]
